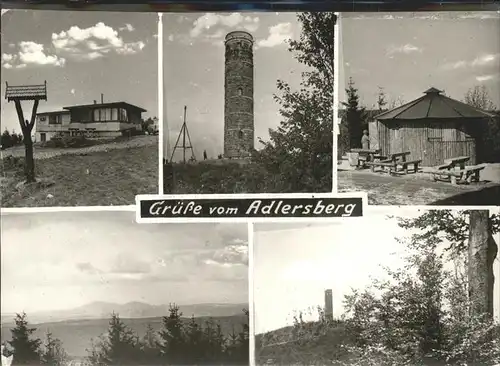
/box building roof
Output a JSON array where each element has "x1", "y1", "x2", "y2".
[
  {"x1": 63, "y1": 101, "x2": 147, "y2": 112},
  {"x1": 5, "y1": 82, "x2": 47, "y2": 102},
  {"x1": 375, "y1": 87, "x2": 494, "y2": 121},
  {"x1": 37, "y1": 110, "x2": 70, "y2": 116}
]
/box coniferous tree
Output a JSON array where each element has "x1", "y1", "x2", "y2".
[
  {"x1": 139, "y1": 323, "x2": 161, "y2": 365},
  {"x1": 40, "y1": 331, "x2": 68, "y2": 365},
  {"x1": 87, "y1": 313, "x2": 141, "y2": 365},
  {"x1": 8, "y1": 312, "x2": 41, "y2": 365},
  {"x1": 158, "y1": 304, "x2": 186, "y2": 364},
  {"x1": 341, "y1": 77, "x2": 367, "y2": 150}
]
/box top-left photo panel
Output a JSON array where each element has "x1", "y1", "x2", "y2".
[{"x1": 1, "y1": 9, "x2": 159, "y2": 208}]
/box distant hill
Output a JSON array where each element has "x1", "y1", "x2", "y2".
[
  {"x1": 1, "y1": 301, "x2": 247, "y2": 325},
  {"x1": 1, "y1": 313, "x2": 247, "y2": 358}
]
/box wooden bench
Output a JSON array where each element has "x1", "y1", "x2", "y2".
[
  {"x1": 398, "y1": 159, "x2": 422, "y2": 174},
  {"x1": 365, "y1": 160, "x2": 397, "y2": 174},
  {"x1": 427, "y1": 164, "x2": 487, "y2": 185}
]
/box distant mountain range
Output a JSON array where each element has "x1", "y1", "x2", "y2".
[{"x1": 1, "y1": 301, "x2": 248, "y2": 325}]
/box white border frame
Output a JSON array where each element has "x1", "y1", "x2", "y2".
[
  {"x1": 332, "y1": 11, "x2": 340, "y2": 193},
  {"x1": 135, "y1": 192, "x2": 368, "y2": 223},
  {"x1": 248, "y1": 221, "x2": 256, "y2": 366}
]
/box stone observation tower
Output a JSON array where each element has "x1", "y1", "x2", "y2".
[
  {"x1": 324, "y1": 289, "x2": 333, "y2": 321},
  {"x1": 224, "y1": 31, "x2": 254, "y2": 159}
]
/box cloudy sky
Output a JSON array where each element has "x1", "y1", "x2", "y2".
[
  {"x1": 1, "y1": 9, "x2": 158, "y2": 133},
  {"x1": 339, "y1": 11, "x2": 500, "y2": 109},
  {"x1": 162, "y1": 12, "x2": 307, "y2": 160},
  {"x1": 253, "y1": 207, "x2": 500, "y2": 335},
  {"x1": 1, "y1": 211, "x2": 248, "y2": 314}
]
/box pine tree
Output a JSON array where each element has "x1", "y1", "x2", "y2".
[
  {"x1": 158, "y1": 304, "x2": 186, "y2": 364},
  {"x1": 140, "y1": 323, "x2": 160, "y2": 365},
  {"x1": 185, "y1": 316, "x2": 203, "y2": 363},
  {"x1": 40, "y1": 331, "x2": 68, "y2": 365},
  {"x1": 341, "y1": 77, "x2": 367, "y2": 150},
  {"x1": 377, "y1": 87, "x2": 388, "y2": 112},
  {"x1": 87, "y1": 313, "x2": 141, "y2": 365},
  {"x1": 8, "y1": 312, "x2": 41, "y2": 364}
]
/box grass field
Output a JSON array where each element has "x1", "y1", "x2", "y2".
[{"x1": 1, "y1": 141, "x2": 158, "y2": 207}]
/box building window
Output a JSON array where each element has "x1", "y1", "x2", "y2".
[
  {"x1": 238, "y1": 130, "x2": 244, "y2": 139},
  {"x1": 49, "y1": 114, "x2": 62, "y2": 125},
  {"x1": 92, "y1": 107, "x2": 128, "y2": 122},
  {"x1": 237, "y1": 88, "x2": 243, "y2": 96},
  {"x1": 40, "y1": 133, "x2": 46, "y2": 142}
]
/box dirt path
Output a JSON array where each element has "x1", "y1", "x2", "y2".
[
  {"x1": 0, "y1": 135, "x2": 158, "y2": 160},
  {"x1": 338, "y1": 170, "x2": 500, "y2": 205}
]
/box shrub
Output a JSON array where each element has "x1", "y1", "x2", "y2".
[{"x1": 43, "y1": 135, "x2": 95, "y2": 148}]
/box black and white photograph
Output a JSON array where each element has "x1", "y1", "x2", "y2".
[
  {"x1": 0, "y1": 10, "x2": 159, "y2": 208},
  {"x1": 0, "y1": 211, "x2": 249, "y2": 365},
  {"x1": 337, "y1": 11, "x2": 500, "y2": 205},
  {"x1": 162, "y1": 12, "x2": 335, "y2": 194},
  {"x1": 253, "y1": 208, "x2": 500, "y2": 365}
]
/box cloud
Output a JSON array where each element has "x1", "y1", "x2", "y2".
[
  {"x1": 52, "y1": 22, "x2": 146, "y2": 60},
  {"x1": 257, "y1": 23, "x2": 293, "y2": 48},
  {"x1": 2, "y1": 42, "x2": 65, "y2": 69},
  {"x1": 203, "y1": 240, "x2": 249, "y2": 267},
  {"x1": 476, "y1": 73, "x2": 499, "y2": 82},
  {"x1": 386, "y1": 43, "x2": 422, "y2": 56},
  {"x1": 471, "y1": 53, "x2": 499, "y2": 67},
  {"x1": 76, "y1": 262, "x2": 102, "y2": 275},
  {"x1": 70, "y1": 88, "x2": 75, "y2": 94},
  {"x1": 442, "y1": 53, "x2": 499, "y2": 71},
  {"x1": 119, "y1": 23, "x2": 135, "y2": 32},
  {"x1": 110, "y1": 253, "x2": 151, "y2": 275},
  {"x1": 190, "y1": 13, "x2": 260, "y2": 42}
]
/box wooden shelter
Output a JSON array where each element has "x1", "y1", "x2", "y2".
[{"x1": 368, "y1": 87, "x2": 494, "y2": 166}]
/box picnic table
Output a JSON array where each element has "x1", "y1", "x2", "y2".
[
  {"x1": 365, "y1": 151, "x2": 422, "y2": 175},
  {"x1": 444, "y1": 156, "x2": 470, "y2": 170},
  {"x1": 425, "y1": 155, "x2": 485, "y2": 185},
  {"x1": 348, "y1": 148, "x2": 381, "y2": 168}
]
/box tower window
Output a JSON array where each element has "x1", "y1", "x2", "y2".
[
  {"x1": 238, "y1": 130, "x2": 244, "y2": 139},
  {"x1": 237, "y1": 88, "x2": 243, "y2": 96}
]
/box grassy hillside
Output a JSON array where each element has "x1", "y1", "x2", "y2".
[
  {"x1": 1, "y1": 314, "x2": 247, "y2": 358},
  {"x1": 1, "y1": 144, "x2": 158, "y2": 207},
  {"x1": 164, "y1": 161, "x2": 278, "y2": 194},
  {"x1": 255, "y1": 320, "x2": 353, "y2": 366}
]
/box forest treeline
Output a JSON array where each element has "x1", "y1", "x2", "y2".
[{"x1": 1, "y1": 305, "x2": 249, "y2": 365}]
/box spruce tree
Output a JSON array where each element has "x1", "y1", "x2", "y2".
[
  {"x1": 40, "y1": 331, "x2": 68, "y2": 365},
  {"x1": 341, "y1": 77, "x2": 367, "y2": 150},
  {"x1": 8, "y1": 312, "x2": 41, "y2": 365},
  {"x1": 158, "y1": 304, "x2": 186, "y2": 364}
]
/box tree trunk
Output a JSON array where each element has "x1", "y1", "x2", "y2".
[
  {"x1": 467, "y1": 210, "x2": 494, "y2": 319},
  {"x1": 23, "y1": 134, "x2": 36, "y2": 183}
]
